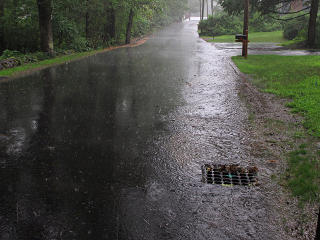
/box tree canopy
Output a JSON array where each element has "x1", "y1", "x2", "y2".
[
  {"x1": 0, "y1": 0, "x2": 188, "y2": 54},
  {"x1": 217, "y1": 0, "x2": 319, "y2": 47}
]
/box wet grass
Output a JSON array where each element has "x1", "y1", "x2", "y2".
[
  {"x1": 233, "y1": 55, "x2": 320, "y2": 137},
  {"x1": 203, "y1": 31, "x2": 285, "y2": 43},
  {"x1": 0, "y1": 51, "x2": 100, "y2": 77},
  {"x1": 233, "y1": 54, "x2": 320, "y2": 203},
  {"x1": 280, "y1": 39, "x2": 306, "y2": 48},
  {"x1": 285, "y1": 145, "x2": 320, "y2": 203}
]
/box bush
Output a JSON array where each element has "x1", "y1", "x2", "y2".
[
  {"x1": 0, "y1": 50, "x2": 23, "y2": 60},
  {"x1": 198, "y1": 13, "x2": 242, "y2": 36},
  {"x1": 0, "y1": 50, "x2": 51, "y2": 66},
  {"x1": 250, "y1": 13, "x2": 282, "y2": 32},
  {"x1": 133, "y1": 15, "x2": 152, "y2": 37},
  {"x1": 199, "y1": 11, "x2": 282, "y2": 37},
  {"x1": 283, "y1": 16, "x2": 307, "y2": 40}
]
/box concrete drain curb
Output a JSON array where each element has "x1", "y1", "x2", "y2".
[{"x1": 202, "y1": 164, "x2": 258, "y2": 186}]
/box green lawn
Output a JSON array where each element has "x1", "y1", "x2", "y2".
[
  {"x1": 203, "y1": 31, "x2": 285, "y2": 43},
  {"x1": 233, "y1": 55, "x2": 320, "y2": 136},
  {"x1": 233, "y1": 55, "x2": 320, "y2": 202}
]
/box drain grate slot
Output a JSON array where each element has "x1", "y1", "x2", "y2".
[{"x1": 202, "y1": 164, "x2": 258, "y2": 186}]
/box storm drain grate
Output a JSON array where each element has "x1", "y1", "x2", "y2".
[{"x1": 202, "y1": 164, "x2": 258, "y2": 186}]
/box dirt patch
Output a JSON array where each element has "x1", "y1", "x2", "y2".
[{"x1": 231, "y1": 62, "x2": 319, "y2": 239}]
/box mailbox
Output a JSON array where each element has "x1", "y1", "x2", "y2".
[{"x1": 235, "y1": 34, "x2": 247, "y2": 42}]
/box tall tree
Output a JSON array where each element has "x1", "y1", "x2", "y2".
[
  {"x1": 125, "y1": 8, "x2": 134, "y2": 44},
  {"x1": 86, "y1": 0, "x2": 90, "y2": 40},
  {"x1": 0, "y1": 0, "x2": 4, "y2": 52},
  {"x1": 211, "y1": 0, "x2": 214, "y2": 15},
  {"x1": 206, "y1": 0, "x2": 208, "y2": 17},
  {"x1": 307, "y1": 0, "x2": 319, "y2": 47},
  {"x1": 37, "y1": 0, "x2": 54, "y2": 55},
  {"x1": 105, "y1": 4, "x2": 116, "y2": 40},
  {"x1": 200, "y1": 0, "x2": 202, "y2": 19}
]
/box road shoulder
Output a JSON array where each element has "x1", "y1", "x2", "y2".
[{"x1": 233, "y1": 63, "x2": 319, "y2": 239}]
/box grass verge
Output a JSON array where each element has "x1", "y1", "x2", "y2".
[
  {"x1": 280, "y1": 39, "x2": 306, "y2": 47},
  {"x1": 285, "y1": 144, "x2": 320, "y2": 203},
  {"x1": 233, "y1": 54, "x2": 320, "y2": 203},
  {"x1": 0, "y1": 51, "x2": 98, "y2": 78},
  {"x1": 202, "y1": 31, "x2": 285, "y2": 43},
  {"x1": 0, "y1": 38, "x2": 147, "y2": 79},
  {"x1": 233, "y1": 55, "x2": 320, "y2": 137}
]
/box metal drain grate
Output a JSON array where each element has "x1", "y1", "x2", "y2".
[{"x1": 202, "y1": 164, "x2": 258, "y2": 186}]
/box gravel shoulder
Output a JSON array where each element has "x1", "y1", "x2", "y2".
[{"x1": 232, "y1": 63, "x2": 319, "y2": 239}]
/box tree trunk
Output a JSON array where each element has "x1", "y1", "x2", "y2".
[
  {"x1": 307, "y1": 0, "x2": 319, "y2": 48},
  {"x1": 125, "y1": 8, "x2": 134, "y2": 44},
  {"x1": 86, "y1": 0, "x2": 90, "y2": 40},
  {"x1": 201, "y1": 0, "x2": 205, "y2": 20},
  {"x1": 109, "y1": 7, "x2": 116, "y2": 39},
  {"x1": 316, "y1": 207, "x2": 320, "y2": 240},
  {"x1": 0, "y1": 0, "x2": 4, "y2": 53},
  {"x1": 37, "y1": 0, "x2": 54, "y2": 55},
  {"x1": 211, "y1": 0, "x2": 214, "y2": 15},
  {"x1": 104, "y1": 3, "x2": 116, "y2": 41},
  {"x1": 206, "y1": 0, "x2": 208, "y2": 18},
  {"x1": 200, "y1": 0, "x2": 202, "y2": 20}
]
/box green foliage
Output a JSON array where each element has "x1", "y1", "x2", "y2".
[
  {"x1": 198, "y1": 13, "x2": 242, "y2": 36},
  {"x1": 1, "y1": 0, "x2": 40, "y2": 52},
  {"x1": 283, "y1": 16, "x2": 308, "y2": 40},
  {"x1": 233, "y1": 55, "x2": 320, "y2": 137},
  {"x1": 198, "y1": 11, "x2": 282, "y2": 37},
  {"x1": 282, "y1": 15, "x2": 320, "y2": 48},
  {"x1": 218, "y1": 0, "x2": 297, "y2": 16},
  {"x1": 0, "y1": 49, "x2": 50, "y2": 64},
  {"x1": 250, "y1": 12, "x2": 282, "y2": 32},
  {"x1": 1, "y1": 0, "x2": 188, "y2": 54}
]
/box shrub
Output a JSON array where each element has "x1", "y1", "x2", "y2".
[
  {"x1": 199, "y1": 11, "x2": 282, "y2": 37},
  {"x1": 0, "y1": 50, "x2": 51, "y2": 67},
  {"x1": 198, "y1": 13, "x2": 242, "y2": 36},
  {"x1": 0, "y1": 50, "x2": 23, "y2": 60},
  {"x1": 283, "y1": 16, "x2": 307, "y2": 40},
  {"x1": 250, "y1": 13, "x2": 282, "y2": 32}
]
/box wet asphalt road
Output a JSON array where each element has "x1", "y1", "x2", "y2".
[{"x1": 0, "y1": 21, "x2": 292, "y2": 240}]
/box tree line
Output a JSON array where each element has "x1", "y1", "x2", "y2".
[
  {"x1": 218, "y1": 0, "x2": 319, "y2": 47},
  {"x1": 0, "y1": 0, "x2": 188, "y2": 55}
]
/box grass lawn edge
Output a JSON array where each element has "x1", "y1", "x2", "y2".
[
  {"x1": 200, "y1": 31, "x2": 286, "y2": 43},
  {"x1": 0, "y1": 37, "x2": 148, "y2": 81},
  {"x1": 231, "y1": 54, "x2": 320, "y2": 204}
]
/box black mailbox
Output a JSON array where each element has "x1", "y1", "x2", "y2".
[{"x1": 235, "y1": 34, "x2": 247, "y2": 42}]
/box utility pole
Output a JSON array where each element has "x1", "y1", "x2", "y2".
[
  {"x1": 201, "y1": 0, "x2": 205, "y2": 20},
  {"x1": 242, "y1": 0, "x2": 249, "y2": 57}
]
